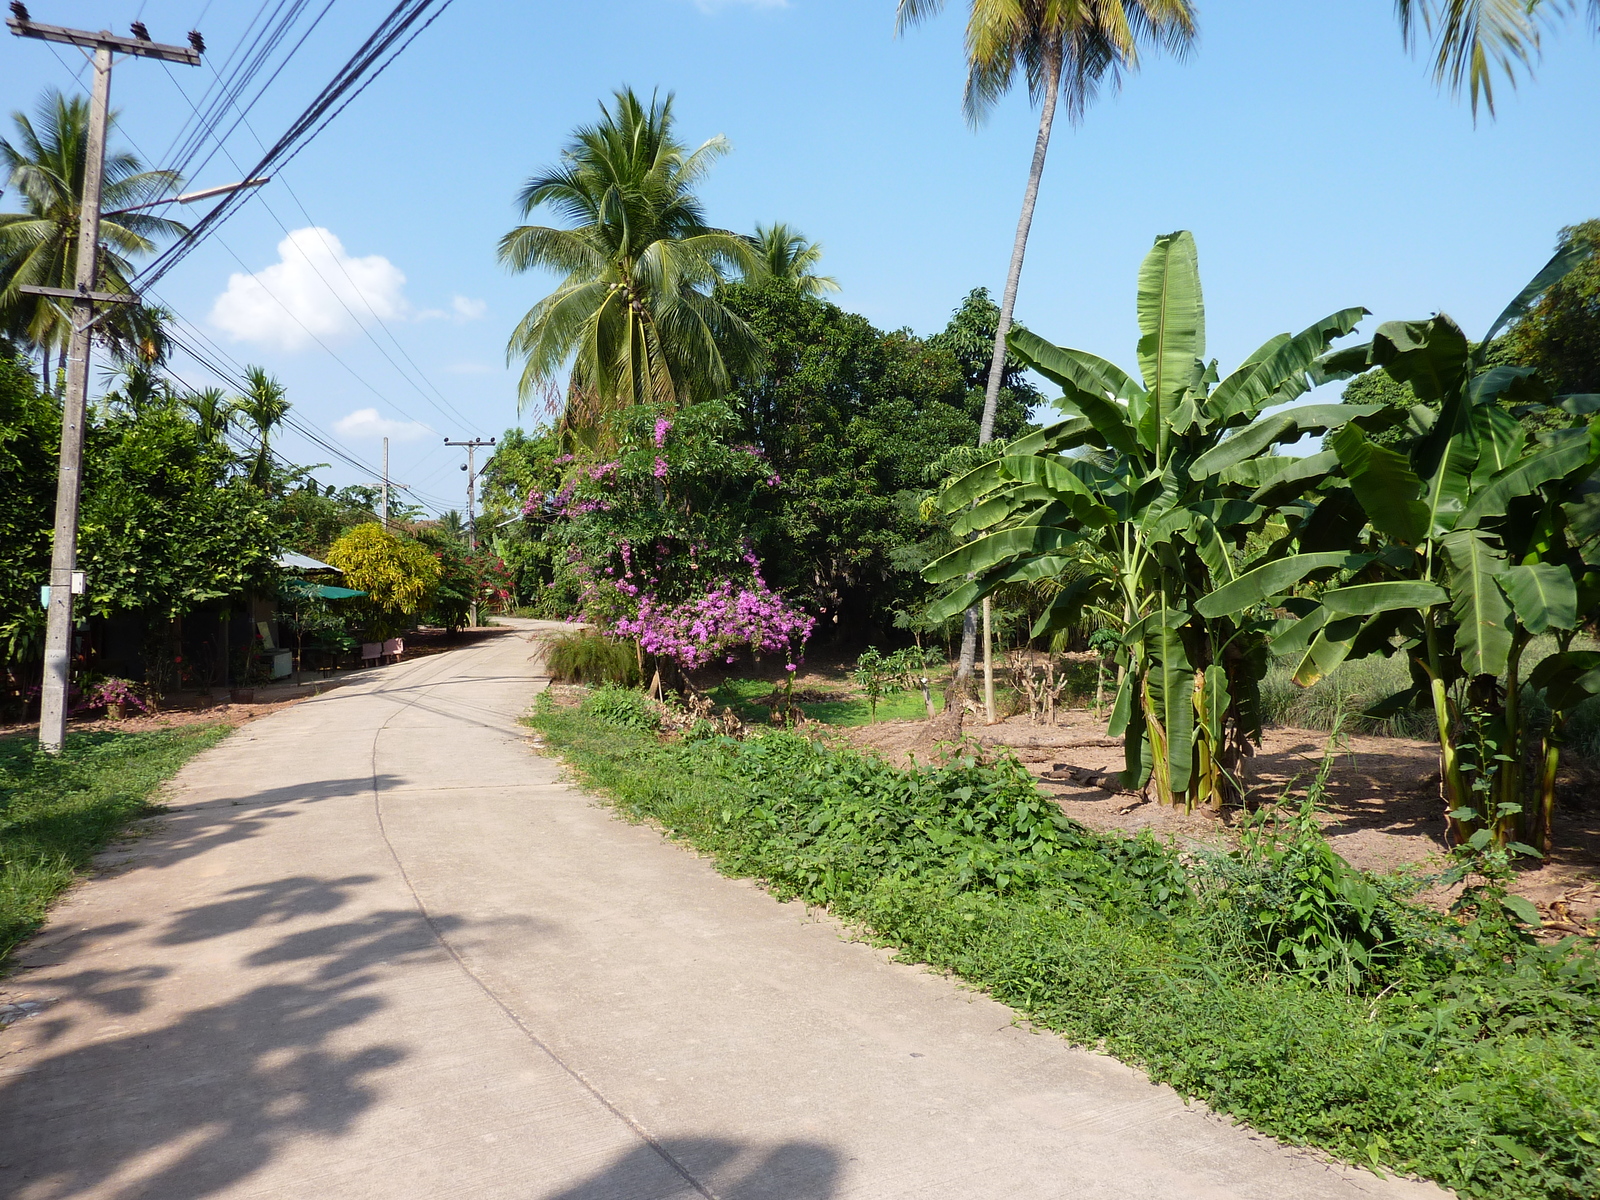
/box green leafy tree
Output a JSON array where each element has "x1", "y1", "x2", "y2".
[
  {"x1": 498, "y1": 88, "x2": 762, "y2": 425},
  {"x1": 0, "y1": 348, "x2": 54, "y2": 688},
  {"x1": 0, "y1": 90, "x2": 185, "y2": 393},
  {"x1": 749, "y1": 223, "x2": 838, "y2": 296},
  {"x1": 722, "y1": 279, "x2": 1031, "y2": 630},
  {"x1": 895, "y1": 0, "x2": 1197, "y2": 689},
  {"x1": 272, "y1": 482, "x2": 382, "y2": 558},
  {"x1": 1505, "y1": 218, "x2": 1600, "y2": 397},
  {"x1": 77, "y1": 406, "x2": 278, "y2": 619},
  {"x1": 324, "y1": 523, "x2": 442, "y2": 640},
  {"x1": 925, "y1": 231, "x2": 1369, "y2": 811}
]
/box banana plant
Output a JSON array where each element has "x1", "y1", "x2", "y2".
[
  {"x1": 1296, "y1": 242, "x2": 1600, "y2": 850},
  {"x1": 923, "y1": 231, "x2": 1373, "y2": 811}
]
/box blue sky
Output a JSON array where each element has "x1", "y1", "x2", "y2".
[{"x1": 4, "y1": 1, "x2": 1596, "y2": 514}]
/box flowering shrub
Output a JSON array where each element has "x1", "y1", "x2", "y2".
[
  {"x1": 71, "y1": 676, "x2": 150, "y2": 715},
  {"x1": 613, "y1": 570, "x2": 815, "y2": 671}
]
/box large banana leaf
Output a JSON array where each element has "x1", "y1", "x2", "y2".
[
  {"x1": 1249, "y1": 448, "x2": 1341, "y2": 507},
  {"x1": 922, "y1": 523, "x2": 1079, "y2": 584},
  {"x1": 925, "y1": 553, "x2": 1078, "y2": 623},
  {"x1": 1135, "y1": 232, "x2": 1204, "y2": 457},
  {"x1": 1190, "y1": 404, "x2": 1381, "y2": 478},
  {"x1": 1005, "y1": 328, "x2": 1142, "y2": 401},
  {"x1": 1329, "y1": 426, "x2": 1430, "y2": 544},
  {"x1": 1195, "y1": 552, "x2": 1362, "y2": 618},
  {"x1": 1368, "y1": 317, "x2": 1470, "y2": 403},
  {"x1": 1457, "y1": 432, "x2": 1597, "y2": 529},
  {"x1": 1209, "y1": 308, "x2": 1367, "y2": 425},
  {"x1": 1498, "y1": 562, "x2": 1577, "y2": 635},
  {"x1": 1143, "y1": 612, "x2": 1195, "y2": 793},
  {"x1": 1528, "y1": 650, "x2": 1600, "y2": 711},
  {"x1": 939, "y1": 459, "x2": 1007, "y2": 511},
  {"x1": 1441, "y1": 529, "x2": 1512, "y2": 677},
  {"x1": 1292, "y1": 615, "x2": 1365, "y2": 686},
  {"x1": 1320, "y1": 581, "x2": 1450, "y2": 615},
  {"x1": 1028, "y1": 575, "x2": 1102, "y2": 637}
]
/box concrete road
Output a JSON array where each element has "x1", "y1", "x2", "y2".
[{"x1": 0, "y1": 620, "x2": 1442, "y2": 1200}]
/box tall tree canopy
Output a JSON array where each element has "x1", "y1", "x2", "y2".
[
  {"x1": 499, "y1": 88, "x2": 762, "y2": 425},
  {"x1": 749, "y1": 223, "x2": 839, "y2": 297},
  {"x1": 0, "y1": 90, "x2": 185, "y2": 393}
]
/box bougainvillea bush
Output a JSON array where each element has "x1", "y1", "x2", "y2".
[{"x1": 522, "y1": 402, "x2": 814, "y2": 671}]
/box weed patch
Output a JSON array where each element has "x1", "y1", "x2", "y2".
[
  {"x1": 0, "y1": 726, "x2": 231, "y2": 963},
  {"x1": 531, "y1": 700, "x2": 1600, "y2": 1200}
]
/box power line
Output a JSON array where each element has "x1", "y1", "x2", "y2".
[
  {"x1": 133, "y1": 0, "x2": 458, "y2": 291},
  {"x1": 154, "y1": 63, "x2": 479, "y2": 431}
]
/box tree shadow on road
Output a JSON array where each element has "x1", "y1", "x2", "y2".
[
  {"x1": 539, "y1": 1137, "x2": 842, "y2": 1200},
  {"x1": 0, "y1": 877, "x2": 485, "y2": 1200}
]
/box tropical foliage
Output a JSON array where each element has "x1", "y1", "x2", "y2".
[
  {"x1": 748, "y1": 223, "x2": 838, "y2": 296},
  {"x1": 925, "y1": 231, "x2": 1374, "y2": 810},
  {"x1": 1304, "y1": 243, "x2": 1600, "y2": 853},
  {"x1": 499, "y1": 88, "x2": 761, "y2": 426},
  {"x1": 324, "y1": 523, "x2": 443, "y2": 640},
  {"x1": 0, "y1": 90, "x2": 186, "y2": 391}
]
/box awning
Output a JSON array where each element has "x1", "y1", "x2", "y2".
[
  {"x1": 275, "y1": 551, "x2": 340, "y2": 573},
  {"x1": 281, "y1": 578, "x2": 366, "y2": 600}
]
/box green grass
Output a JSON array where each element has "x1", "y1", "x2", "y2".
[
  {"x1": 0, "y1": 725, "x2": 233, "y2": 963},
  {"x1": 707, "y1": 677, "x2": 946, "y2": 726},
  {"x1": 531, "y1": 699, "x2": 1600, "y2": 1200}
]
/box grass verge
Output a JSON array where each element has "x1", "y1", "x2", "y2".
[
  {"x1": 531, "y1": 693, "x2": 1600, "y2": 1200},
  {"x1": 0, "y1": 725, "x2": 233, "y2": 964}
]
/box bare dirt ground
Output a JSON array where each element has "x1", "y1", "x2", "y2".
[{"x1": 842, "y1": 707, "x2": 1600, "y2": 934}]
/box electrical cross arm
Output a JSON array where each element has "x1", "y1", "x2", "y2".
[
  {"x1": 6, "y1": 13, "x2": 202, "y2": 64},
  {"x1": 17, "y1": 284, "x2": 137, "y2": 304}
]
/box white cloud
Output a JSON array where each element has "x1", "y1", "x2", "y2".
[
  {"x1": 209, "y1": 227, "x2": 409, "y2": 351},
  {"x1": 333, "y1": 407, "x2": 433, "y2": 442}
]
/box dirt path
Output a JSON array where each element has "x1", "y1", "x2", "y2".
[{"x1": 0, "y1": 620, "x2": 1441, "y2": 1199}]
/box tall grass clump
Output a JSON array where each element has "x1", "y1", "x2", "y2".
[
  {"x1": 0, "y1": 726, "x2": 231, "y2": 962},
  {"x1": 542, "y1": 630, "x2": 640, "y2": 686},
  {"x1": 531, "y1": 698, "x2": 1600, "y2": 1200}
]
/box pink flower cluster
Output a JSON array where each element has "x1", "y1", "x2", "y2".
[
  {"x1": 654, "y1": 417, "x2": 673, "y2": 448},
  {"x1": 613, "y1": 575, "x2": 815, "y2": 671}
]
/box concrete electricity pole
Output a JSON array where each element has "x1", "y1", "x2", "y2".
[
  {"x1": 7, "y1": 7, "x2": 203, "y2": 754},
  {"x1": 381, "y1": 436, "x2": 390, "y2": 528},
  {"x1": 444, "y1": 437, "x2": 494, "y2": 550}
]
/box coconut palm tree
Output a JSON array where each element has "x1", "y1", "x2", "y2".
[
  {"x1": 235, "y1": 366, "x2": 289, "y2": 491},
  {"x1": 750, "y1": 223, "x2": 839, "y2": 296},
  {"x1": 498, "y1": 88, "x2": 762, "y2": 423},
  {"x1": 1395, "y1": 0, "x2": 1596, "y2": 117},
  {"x1": 0, "y1": 90, "x2": 186, "y2": 394},
  {"x1": 896, "y1": 1, "x2": 1196, "y2": 696}
]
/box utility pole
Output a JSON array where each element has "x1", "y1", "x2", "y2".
[
  {"x1": 445, "y1": 437, "x2": 494, "y2": 627},
  {"x1": 8, "y1": 7, "x2": 203, "y2": 754},
  {"x1": 444, "y1": 437, "x2": 494, "y2": 550},
  {"x1": 381, "y1": 437, "x2": 390, "y2": 528}
]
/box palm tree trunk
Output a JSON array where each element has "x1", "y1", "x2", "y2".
[{"x1": 955, "y1": 49, "x2": 1064, "y2": 689}]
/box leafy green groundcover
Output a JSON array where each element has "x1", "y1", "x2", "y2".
[
  {"x1": 0, "y1": 725, "x2": 232, "y2": 962},
  {"x1": 531, "y1": 692, "x2": 1599, "y2": 1200}
]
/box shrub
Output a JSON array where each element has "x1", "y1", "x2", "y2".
[
  {"x1": 324, "y1": 523, "x2": 442, "y2": 639},
  {"x1": 545, "y1": 631, "x2": 640, "y2": 686},
  {"x1": 579, "y1": 683, "x2": 659, "y2": 731}
]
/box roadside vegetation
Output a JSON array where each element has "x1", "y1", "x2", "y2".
[
  {"x1": 534, "y1": 690, "x2": 1599, "y2": 1200},
  {"x1": 0, "y1": 725, "x2": 230, "y2": 963}
]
